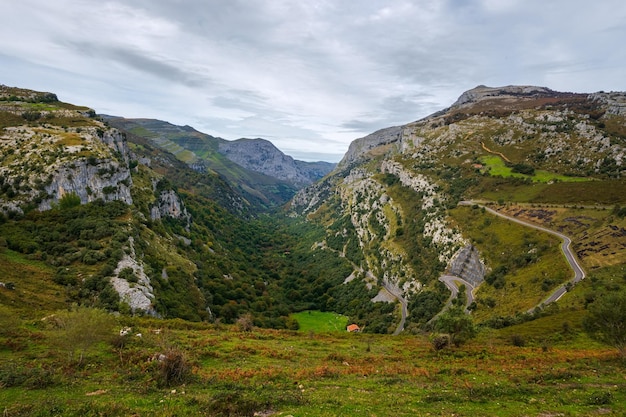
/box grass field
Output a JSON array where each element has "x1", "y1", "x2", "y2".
[
  {"x1": 292, "y1": 310, "x2": 349, "y2": 333},
  {"x1": 480, "y1": 155, "x2": 591, "y2": 183},
  {"x1": 0, "y1": 312, "x2": 624, "y2": 417}
]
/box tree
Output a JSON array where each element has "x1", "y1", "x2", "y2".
[
  {"x1": 434, "y1": 307, "x2": 476, "y2": 347},
  {"x1": 583, "y1": 292, "x2": 626, "y2": 357}
]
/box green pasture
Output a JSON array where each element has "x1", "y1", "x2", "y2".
[
  {"x1": 480, "y1": 155, "x2": 591, "y2": 183},
  {"x1": 292, "y1": 310, "x2": 349, "y2": 333}
]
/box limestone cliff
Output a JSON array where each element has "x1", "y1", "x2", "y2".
[{"x1": 0, "y1": 93, "x2": 134, "y2": 214}]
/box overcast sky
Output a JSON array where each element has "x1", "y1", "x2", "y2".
[{"x1": 1, "y1": 1, "x2": 625, "y2": 162}]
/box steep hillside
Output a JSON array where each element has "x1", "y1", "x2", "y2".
[
  {"x1": 105, "y1": 117, "x2": 334, "y2": 207},
  {"x1": 292, "y1": 85, "x2": 626, "y2": 331}
]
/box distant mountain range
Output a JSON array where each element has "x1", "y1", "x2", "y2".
[{"x1": 104, "y1": 117, "x2": 335, "y2": 207}]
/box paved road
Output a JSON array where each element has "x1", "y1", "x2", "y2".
[
  {"x1": 439, "y1": 275, "x2": 476, "y2": 312},
  {"x1": 382, "y1": 283, "x2": 408, "y2": 335},
  {"x1": 459, "y1": 201, "x2": 586, "y2": 309},
  {"x1": 367, "y1": 270, "x2": 408, "y2": 335}
]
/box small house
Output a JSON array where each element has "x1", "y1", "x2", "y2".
[{"x1": 346, "y1": 324, "x2": 360, "y2": 333}]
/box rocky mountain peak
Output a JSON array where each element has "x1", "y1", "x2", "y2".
[
  {"x1": 452, "y1": 85, "x2": 556, "y2": 108},
  {"x1": 218, "y1": 138, "x2": 335, "y2": 187},
  {"x1": 336, "y1": 126, "x2": 403, "y2": 169}
]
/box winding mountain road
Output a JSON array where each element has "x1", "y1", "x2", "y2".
[
  {"x1": 439, "y1": 275, "x2": 476, "y2": 311},
  {"x1": 459, "y1": 201, "x2": 586, "y2": 309}
]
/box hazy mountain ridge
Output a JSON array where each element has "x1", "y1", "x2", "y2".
[
  {"x1": 105, "y1": 117, "x2": 335, "y2": 206},
  {"x1": 218, "y1": 138, "x2": 335, "y2": 187}
]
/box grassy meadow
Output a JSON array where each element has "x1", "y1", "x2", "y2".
[
  {"x1": 291, "y1": 311, "x2": 349, "y2": 333},
  {"x1": 1, "y1": 308, "x2": 625, "y2": 417},
  {"x1": 480, "y1": 155, "x2": 591, "y2": 183}
]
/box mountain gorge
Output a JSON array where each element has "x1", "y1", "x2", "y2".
[
  {"x1": 1, "y1": 84, "x2": 625, "y2": 334},
  {"x1": 104, "y1": 116, "x2": 335, "y2": 208}
]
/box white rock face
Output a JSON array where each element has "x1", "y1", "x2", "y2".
[
  {"x1": 150, "y1": 190, "x2": 190, "y2": 222},
  {"x1": 110, "y1": 237, "x2": 157, "y2": 315},
  {"x1": 337, "y1": 126, "x2": 402, "y2": 169},
  {"x1": 0, "y1": 123, "x2": 133, "y2": 213},
  {"x1": 39, "y1": 158, "x2": 133, "y2": 210},
  {"x1": 452, "y1": 85, "x2": 554, "y2": 107},
  {"x1": 381, "y1": 160, "x2": 467, "y2": 263}
]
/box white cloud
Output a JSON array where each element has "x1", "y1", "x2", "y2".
[{"x1": 1, "y1": 0, "x2": 625, "y2": 162}]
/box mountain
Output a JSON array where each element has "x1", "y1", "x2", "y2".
[
  {"x1": 291, "y1": 84, "x2": 626, "y2": 330},
  {"x1": 104, "y1": 117, "x2": 335, "y2": 208},
  {"x1": 1, "y1": 83, "x2": 625, "y2": 335}
]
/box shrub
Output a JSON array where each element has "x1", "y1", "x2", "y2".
[
  {"x1": 156, "y1": 348, "x2": 191, "y2": 387},
  {"x1": 431, "y1": 334, "x2": 450, "y2": 351},
  {"x1": 48, "y1": 306, "x2": 116, "y2": 365},
  {"x1": 434, "y1": 307, "x2": 476, "y2": 347},
  {"x1": 583, "y1": 292, "x2": 626, "y2": 357},
  {"x1": 236, "y1": 313, "x2": 254, "y2": 332},
  {"x1": 0, "y1": 361, "x2": 57, "y2": 389},
  {"x1": 59, "y1": 192, "x2": 81, "y2": 210},
  {"x1": 118, "y1": 267, "x2": 139, "y2": 283},
  {"x1": 21, "y1": 111, "x2": 41, "y2": 121},
  {"x1": 510, "y1": 334, "x2": 526, "y2": 347},
  {"x1": 586, "y1": 390, "x2": 613, "y2": 405}
]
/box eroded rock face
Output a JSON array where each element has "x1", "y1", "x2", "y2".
[
  {"x1": 110, "y1": 237, "x2": 157, "y2": 315},
  {"x1": 451, "y1": 85, "x2": 555, "y2": 107},
  {"x1": 0, "y1": 121, "x2": 134, "y2": 214},
  {"x1": 381, "y1": 160, "x2": 466, "y2": 264},
  {"x1": 39, "y1": 158, "x2": 133, "y2": 210},
  {"x1": 590, "y1": 91, "x2": 626, "y2": 116},
  {"x1": 448, "y1": 245, "x2": 486, "y2": 287},
  {"x1": 150, "y1": 190, "x2": 189, "y2": 223}
]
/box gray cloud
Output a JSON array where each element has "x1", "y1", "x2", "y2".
[
  {"x1": 1, "y1": 0, "x2": 625, "y2": 162},
  {"x1": 65, "y1": 42, "x2": 210, "y2": 88}
]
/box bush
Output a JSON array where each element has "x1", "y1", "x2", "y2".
[
  {"x1": 48, "y1": 306, "x2": 116, "y2": 365},
  {"x1": 156, "y1": 348, "x2": 191, "y2": 387},
  {"x1": 434, "y1": 307, "x2": 476, "y2": 347},
  {"x1": 118, "y1": 267, "x2": 139, "y2": 283},
  {"x1": 59, "y1": 192, "x2": 81, "y2": 210},
  {"x1": 583, "y1": 292, "x2": 626, "y2": 357},
  {"x1": 21, "y1": 111, "x2": 41, "y2": 121},
  {"x1": 510, "y1": 334, "x2": 526, "y2": 347},
  {"x1": 236, "y1": 313, "x2": 254, "y2": 332},
  {"x1": 0, "y1": 361, "x2": 57, "y2": 389},
  {"x1": 586, "y1": 390, "x2": 613, "y2": 405},
  {"x1": 431, "y1": 334, "x2": 450, "y2": 351}
]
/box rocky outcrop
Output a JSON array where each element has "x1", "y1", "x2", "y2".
[
  {"x1": 452, "y1": 85, "x2": 556, "y2": 107},
  {"x1": 150, "y1": 189, "x2": 191, "y2": 228},
  {"x1": 381, "y1": 160, "x2": 466, "y2": 263},
  {"x1": 0, "y1": 115, "x2": 134, "y2": 213},
  {"x1": 590, "y1": 91, "x2": 626, "y2": 116},
  {"x1": 448, "y1": 245, "x2": 486, "y2": 287},
  {"x1": 110, "y1": 237, "x2": 157, "y2": 315},
  {"x1": 337, "y1": 126, "x2": 402, "y2": 169},
  {"x1": 39, "y1": 158, "x2": 133, "y2": 210}
]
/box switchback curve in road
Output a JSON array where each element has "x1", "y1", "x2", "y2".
[{"x1": 459, "y1": 201, "x2": 586, "y2": 310}]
